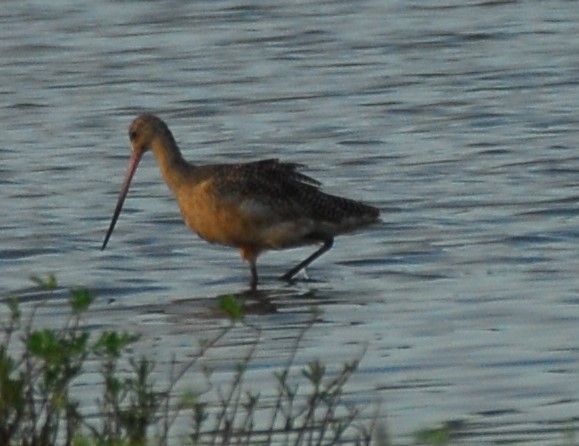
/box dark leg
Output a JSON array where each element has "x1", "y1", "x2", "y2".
[
  {"x1": 280, "y1": 237, "x2": 334, "y2": 282},
  {"x1": 249, "y1": 260, "x2": 258, "y2": 290}
]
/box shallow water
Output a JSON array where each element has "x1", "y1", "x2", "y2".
[{"x1": 2, "y1": 0, "x2": 579, "y2": 443}]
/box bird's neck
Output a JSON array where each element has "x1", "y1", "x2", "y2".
[{"x1": 150, "y1": 135, "x2": 194, "y2": 193}]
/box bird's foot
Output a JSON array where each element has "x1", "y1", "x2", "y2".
[{"x1": 279, "y1": 268, "x2": 309, "y2": 284}]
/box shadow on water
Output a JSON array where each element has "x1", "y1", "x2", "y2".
[{"x1": 167, "y1": 284, "x2": 339, "y2": 320}]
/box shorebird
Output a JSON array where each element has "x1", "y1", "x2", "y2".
[{"x1": 102, "y1": 114, "x2": 380, "y2": 289}]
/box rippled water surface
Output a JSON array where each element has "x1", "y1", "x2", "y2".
[{"x1": 3, "y1": 0, "x2": 579, "y2": 444}]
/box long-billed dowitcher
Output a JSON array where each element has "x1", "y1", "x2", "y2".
[{"x1": 102, "y1": 114, "x2": 379, "y2": 289}]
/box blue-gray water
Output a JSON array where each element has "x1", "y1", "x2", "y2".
[{"x1": 2, "y1": 0, "x2": 579, "y2": 444}]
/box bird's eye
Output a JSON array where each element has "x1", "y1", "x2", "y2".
[{"x1": 129, "y1": 130, "x2": 137, "y2": 141}]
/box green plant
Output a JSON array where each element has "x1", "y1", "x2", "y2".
[
  {"x1": 1, "y1": 276, "x2": 94, "y2": 446},
  {"x1": 176, "y1": 305, "x2": 378, "y2": 446},
  {"x1": 413, "y1": 420, "x2": 465, "y2": 446},
  {"x1": 0, "y1": 276, "x2": 380, "y2": 446}
]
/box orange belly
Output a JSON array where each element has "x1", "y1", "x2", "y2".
[{"x1": 176, "y1": 179, "x2": 314, "y2": 251}]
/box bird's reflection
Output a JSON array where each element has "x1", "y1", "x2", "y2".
[{"x1": 167, "y1": 285, "x2": 325, "y2": 321}]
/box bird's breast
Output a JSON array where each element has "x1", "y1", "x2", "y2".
[{"x1": 175, "y1": 180, "x2": 314, "y2": 250}]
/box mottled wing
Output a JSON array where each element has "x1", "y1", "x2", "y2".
[
  {"x1": 211, "y1": 159, "x2": 319, "y2": 221},
  {"x1": 242, "y1": 159, "x2": 322, "y2": 187},
  {"x1": 212, "y1": 159, "x2": 379, "y2": 225}
]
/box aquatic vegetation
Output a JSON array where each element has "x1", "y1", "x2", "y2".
[{"x1": 0, "y1": 275, "x2": 380, "y2": 446}]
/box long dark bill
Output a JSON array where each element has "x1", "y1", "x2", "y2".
[{"x1": 101, "y1": 150, "x2": 144, "y2": 250}]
